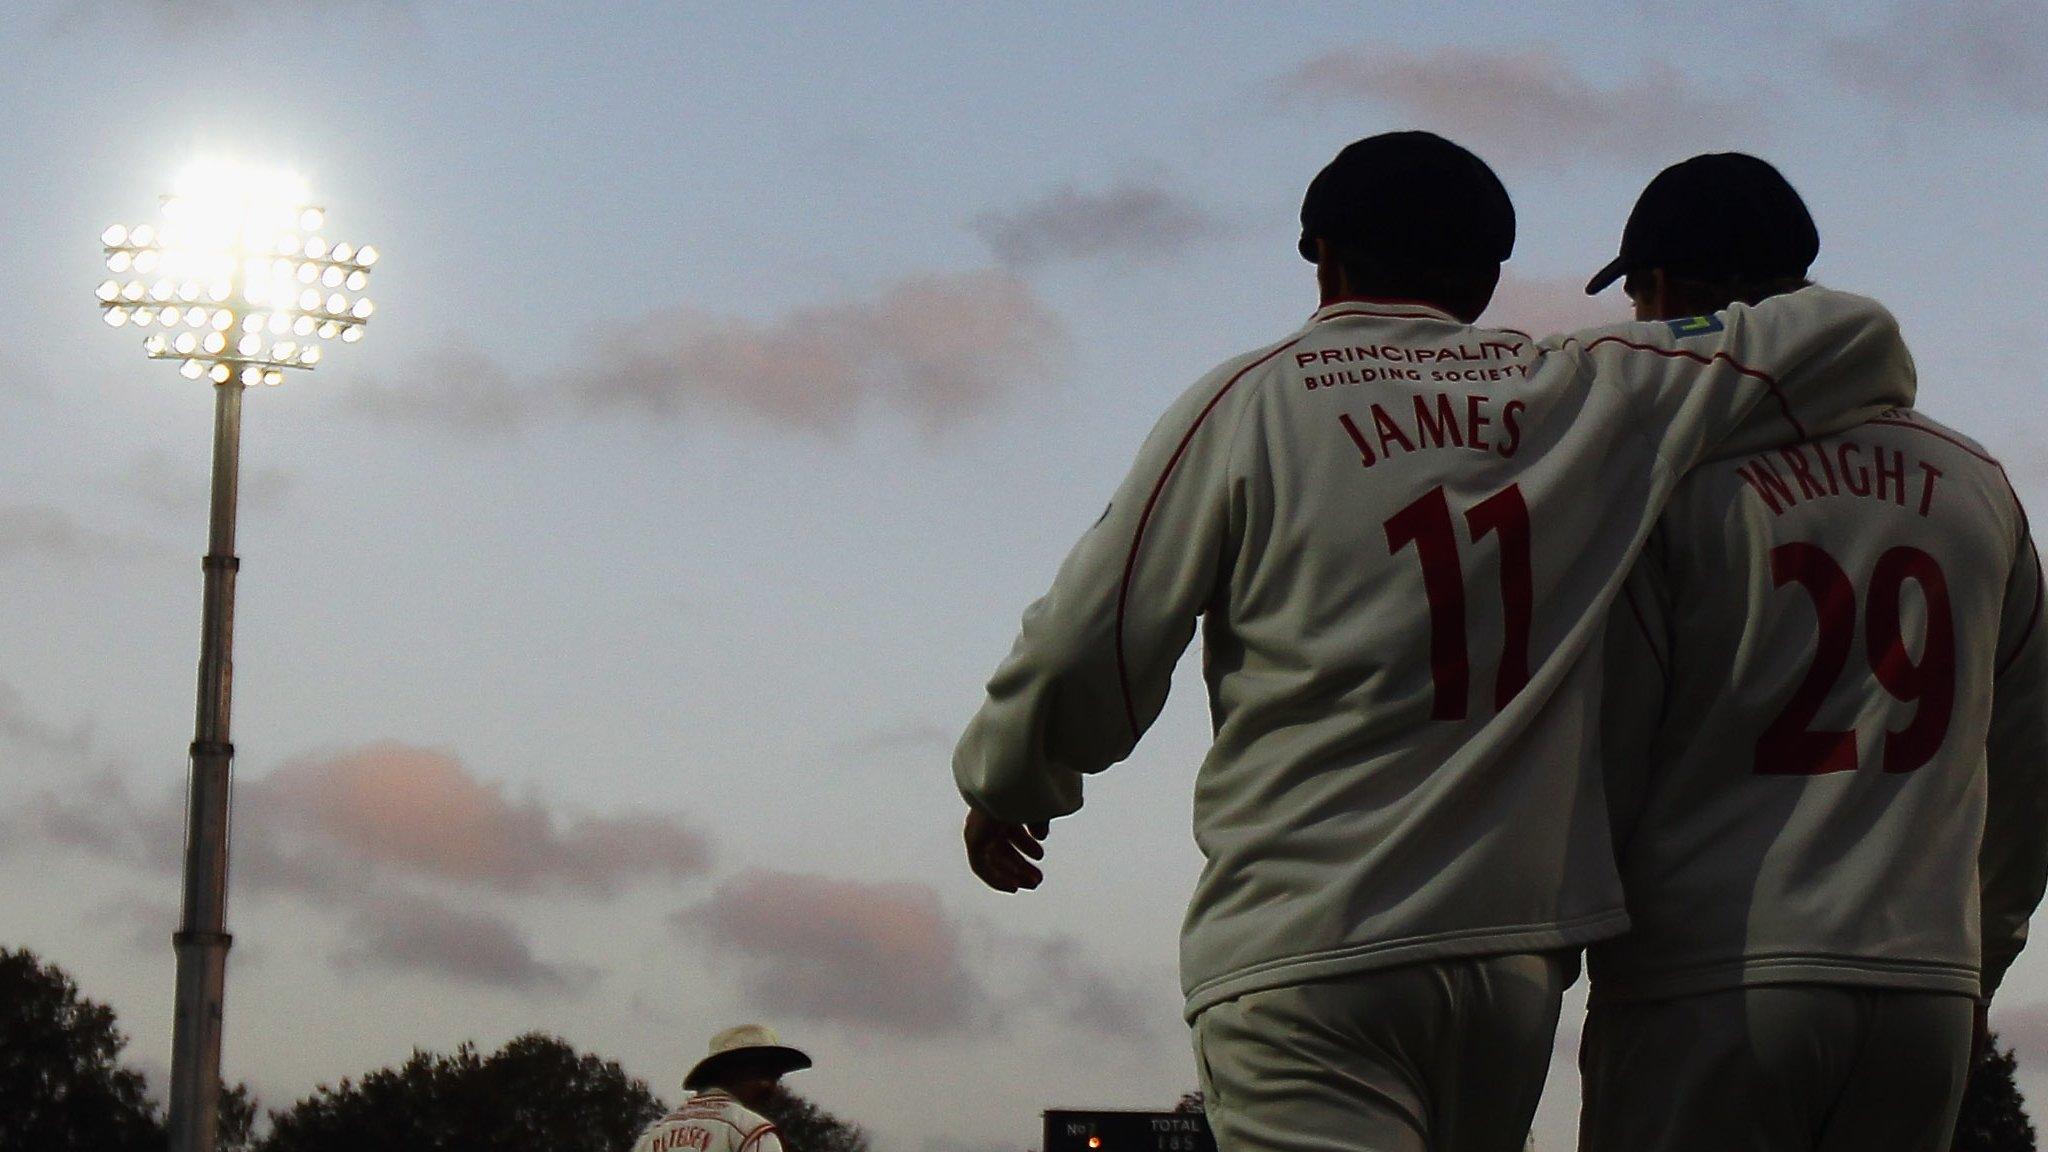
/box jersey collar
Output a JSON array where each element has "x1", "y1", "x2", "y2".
[{"x1": 1309, "y1": 296, "x2": 1460, "y2": 325}]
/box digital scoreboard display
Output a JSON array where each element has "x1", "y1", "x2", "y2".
[{"x1": 1042, "y1": 1110, "x2": 1216, "y2": 1152}]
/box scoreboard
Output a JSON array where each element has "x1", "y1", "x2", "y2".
[{"x1": 1043, "y1": 1110, "x2": 1216, "y2": 1152}]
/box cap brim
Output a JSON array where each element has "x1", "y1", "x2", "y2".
[
  {"x1": 683, "y1": 1045, "x2": 813, "y2": 1090},
  {"x1": 1585, "y1": 255, "x2": 1629, "y2": 296}
]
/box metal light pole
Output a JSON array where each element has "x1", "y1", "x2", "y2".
[{"x1": 96, "y1": 163, "x2": 378, "y2": 1152}]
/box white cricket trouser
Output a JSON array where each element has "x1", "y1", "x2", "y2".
[
  {"x1": 1192, "y1": 952, "x2": 1576, "y2": 1152},
  {"x1": 1579, "y1": 984, "x2": 1973, "y2": 1152}
]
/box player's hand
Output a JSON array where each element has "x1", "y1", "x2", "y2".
[{"x1": 963, "y1": 807, "x2": 1049, "y2": 893}]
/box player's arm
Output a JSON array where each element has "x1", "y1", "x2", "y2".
[
  {"x1": 1600, "y1": 528, "x2": 1674, "y2": 857},
  {"x1": 1980, "y1": 495, "x2": 2048, "y2": 1004},
  {"x1": 953, "y1": 352, "x2": 1260, "y2": 880},
  {"x1": 1559, "y1": 285, "x2": 1916, "y2": 470}
]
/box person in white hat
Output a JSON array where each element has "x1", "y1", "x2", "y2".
[{"x1": 629, "y1": 1025, "x2": 813, "y2": 1152}]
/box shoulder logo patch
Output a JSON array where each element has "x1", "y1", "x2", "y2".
[{"x1": 1666, "y1": 314, "x2": 1725, "y2": 338}]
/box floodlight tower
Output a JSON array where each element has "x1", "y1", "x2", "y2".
[{"x1": 96, "y1": 162, "x2": 378, "y2": 1152}]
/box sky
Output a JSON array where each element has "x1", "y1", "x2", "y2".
[{"x1": 2, "y1": 2, "x2": 2047, "y2": 1149}]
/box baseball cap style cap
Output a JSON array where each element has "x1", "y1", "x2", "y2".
[
  {"x1": 1298, "y1": 131, "x2": 1515, "y2": 266},
  {"x1": 1585, "y1": 152, "x2": 1818, "y2": 295}
]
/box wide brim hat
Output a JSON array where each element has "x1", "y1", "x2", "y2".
[{"x1": 683, "y1": 1024, "x2": 812, "y2": 1091}]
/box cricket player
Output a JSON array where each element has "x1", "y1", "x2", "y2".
[
  {"x1": 954, "y1": 131, "x2": 1917, "y2": 1152},
  {"x1": 629, "y1": 1025, "x2": 810, "y2": 1152},
  {"x1": 1582, "y1": 154, "x2": 2048, "y2": 1152}
]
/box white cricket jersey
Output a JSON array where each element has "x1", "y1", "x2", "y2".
[
  {"x1": 953, "y1": 285, "x2": 1917, "y2": 1019},
  {"x1": 631, "y1": 1091, "x2": 783, "y2": 1152},
  {"x1": 1593, "y1": 407, "x2": 2048, "y2": 1003}
]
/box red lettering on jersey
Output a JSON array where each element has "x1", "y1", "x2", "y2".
[
  {"x1": 1737, "y1": 458, "x2": 1796, "y2": 514},
  {"x1": 1338, "y1": 413, "x2": 1377, "y2": 467},
  {"x1": 1813, "y1": 443, "x2": 1843, "y2": 495},
  {"x1": 1874, "y1": 447, "x2": 1907, "y2": 506},
  {"x1": 1918, "y1": 462, "x2": 1942, "y2": 517},
  {"x1": 1466, "y1": 394, "x2": 1492, "y2": 451},
  {"x1": 1838, "y1": 443, "x2": 1872, "y2": 496},
  {"x1": 1780, "y1": 446, "x2": 1829, "y2": 500},
  {"x1": 1413, "y1": 393, "x2": 1465, "y2": 449},
  {"x1": 1498, "y1": 400, "x2": 1525, "y2": 458},
  {"x1": 1372, "y1": 403, "x2": 1416, "y2": 456}
]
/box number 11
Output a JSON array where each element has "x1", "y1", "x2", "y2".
[{"x1": 1384, "y1": 483, "x2": 1534, "y2": 720}]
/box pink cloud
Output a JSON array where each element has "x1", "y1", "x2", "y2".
[
  {"x1": 1276, "y1": 47, "x2": 1748, "y2": 164},
  {"x1": 1482, "y1": 271, "x2": 1627, "y2": 337},
  {"x1": 238, "y1": 742, "x2": 712, "y2": 896},
  {"x1": 574, "y1": 270, "x2": 1069, "y2": 434},
  {"x1": 677, "y1": 871, "x2": 987, "y2": 1037},
  {"x1": 8, "y1": 743, "x2": 712, "y2": 901}
]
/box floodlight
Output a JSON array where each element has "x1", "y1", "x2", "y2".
[{"x1": 97, "y1": 159, "x2": 378, "y2": 385}]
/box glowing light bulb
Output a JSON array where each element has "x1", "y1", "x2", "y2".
[
  {"x1": 203, "y1": 332, "x2": 227, "y2": 354},
  {"x1": 299, "y1": 208, "x2": 324, "y2": 232},
  {"x1": 352, "y1": 298, "x2": 374, "y2": 319},
  {"x1": 107, "y1": 252, "x2": 132, "y2": 273},
  {"x1": 301, "y1": 344, "x2": 321, "y2": 365},
  {"x1": 263, "y1": 369, "x2": 283, "y2": 387},
  {"x1": 181, "y1": 359, "x2": 205, "y2": 380},
  {"x1": 238, "y1": 333, "x2": 262, "y2": 356},
  {"x1": 96, "y1": 280, "x2": 120, "y2": 301},
  {"x1": 104, "y1": 307, "x2": 130, "y2": 327},
  {"x1": 102, "y1": 224, "x2": 128, "y2": 247},
  {"x1": 174, "y1": 332, "x2": 198, "y2": 355},
  {"x1": 210, "y1": 364, "x2": 232, "y2": 383},
  {"x1": 331, "y1": 242, "x2": 354, "y2": 263},
  {"x1": 341, "y1": 325, "x2": 363, "y2": 343},
  {"x1": 345, "y1": 270, "x2": 368, "y2": 291},
  {"x1": 355, "y1": 245, "x2": 378, "y2": 267}
]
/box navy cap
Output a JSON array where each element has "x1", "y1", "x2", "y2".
[
  {"x1": 1298, "y1": 131, "x2": 1515, "y2": 266},
  {"x1": 1586, "y1": 152, "x2": 1819, "y2": 295}
]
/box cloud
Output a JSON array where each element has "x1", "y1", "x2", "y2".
[
  {"x1": 1014, "y1": 934, "x2": 1154, "y2": 1040},
  {"x1": 332, "y1": 893, "x2": 595, "y2": 993},
  {"x1": 0, "y1": 503, "x2": 135, "y2": 564},
  {"x1": 342, "y1": 346, "x2": 532, "y2": 437},
  {"x1": 972, "y1": 183, "x2": 1225, "y2": 267},
  {"x1": 572, "y1": 270, "x2": 1069, "y2": 434},
  {"x1": 0, "y1": 680, "x2": 97, "y2": 765},
  {"x1": 1482, "y1": 271, "x2": 1627, "y2": 336},
  {"x1": 46, "y1": 0, "x2": 410, "y2": 36},
  {"x1": 85, "y1": 894, "x2": 182, "y2": 956},
  {"x1": 8, "y1": 742, "x2": 713, "y2": 901},
  {"x1": 839, "y1": 720, "x2": 956, "y2": 756},
  {"x1": 673, "y1": 871, "x2": 1161, "y2": 1042},
  {"x1": 677, "y1": 871, "x2": 987, "y2": 1037},
  {"x1": 125, "y1": 449, "x2": 295, "y2": 515},
  {"x1": 1824, "y1": 2, "x2": 2048, "y2": 113},
  {"x1": 1274, "y1": 47, "x2": 1746, "y2": 164},
  {"x1": 342, "y1": 270, "x2": 1068, "y2": 438},
  {"x1": 235, "y1": 742, "x2": 714, "y2": 897}
]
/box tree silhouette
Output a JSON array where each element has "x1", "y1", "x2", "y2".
[
  {"x1": 0, "y1": 946, "x2": 163, "y2": 1152},
  {"x1": 0, "y1": 946, "x2": 253, "y2": 1152},
  {"x1": 258, "y1": 1033, "x2": 662, "y2": 1152},
  {"x1": 1954, "y1": 1029, "x2": 2037, "y2": 1152},
  {"x1": 752, "y1": 1087, "x2": 872, "y2": 1152}
]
